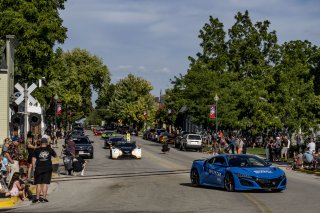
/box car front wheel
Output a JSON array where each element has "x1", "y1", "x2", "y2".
[
  {"x1": 224, "y1": 173, "x2": 235, "y2": 192},
  {"x1": 191, "y1": 169, "x2": 200, "y2": 187}
]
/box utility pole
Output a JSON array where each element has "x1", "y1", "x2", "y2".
[
  {"x1": 24, "y1": 83, "x2": 29, "y2": 141},
  {"x1": 214, "y1": 94, "x2": 219, "y2": 140}
]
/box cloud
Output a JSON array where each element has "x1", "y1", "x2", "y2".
[
  {"x1": 138, "y1": 66, "x2": 146, "y2": 72},
  {"x1": 159, "y1": 67, "x2": 171, "y2": 74},
  {"x1": 114, "y1": 65, "x2": 133, "y2": 71}
]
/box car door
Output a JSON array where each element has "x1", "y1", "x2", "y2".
[
  {"x1": 203, "y1": 157, "x2": 217, "y2": 185},
  {"x1": 211, "y1": 157, "x2": 227, "y2": 186},
  {"x1": 205, "y1": 157, "x2": 226, "y2": 186}
]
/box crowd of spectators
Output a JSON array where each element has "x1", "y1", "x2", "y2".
[{"x1": 0, "y1": 128, "x2": 62, "y2": 202}]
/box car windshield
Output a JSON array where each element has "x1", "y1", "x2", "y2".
[
  {"x1": 114, "y1": 142, "x2": 136, "y2": 148},
  {"x1": 105, "y1": 131, "x2": 114, "y2": 135},
  {"x1": 73, "y1": 138, "x2": 90, "y2": 144},
  {"x1": 109, "y1": 137, "x2": 124, "y2": 142},
  {"x1": 188, "y1": 135, "x2": 201, "y2": 140},
  {"x1": 227, "y1": 155, "x2": 267, "y2": 167}
]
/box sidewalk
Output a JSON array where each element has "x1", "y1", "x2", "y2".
[{"x1": 0, "y1": 139, "x2": 65, "y2": 209}]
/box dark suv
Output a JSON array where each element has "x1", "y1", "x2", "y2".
[{"x1": 73, "y1": 136, "x2": 94, "y2": 159}]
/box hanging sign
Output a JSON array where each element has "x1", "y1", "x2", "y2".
[
  {"x1": 57, "y1": 102, "x2": 62, "y2": 116},
  {"x1": 209, "y1": 105, "x2": 216, "y2": 119}
]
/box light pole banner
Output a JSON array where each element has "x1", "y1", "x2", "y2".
[
  {"x1": 57, "y1": 102, "x2": 62, "y2": 116},
  {"x1": 209, "y1": 105, "x2": 216, "y2": 119}
]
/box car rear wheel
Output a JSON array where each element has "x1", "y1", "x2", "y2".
[
  {"x1": 191, "y1": 169, "x2": 200, "y2": 186},
  {"x1": 224, "y1": 173, "x2": 235, "y2": 192},
  {"x1": 90, "y1": 152, "x2": 94, "y2": 159}
]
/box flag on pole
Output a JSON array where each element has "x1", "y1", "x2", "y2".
[
  {"x1": 57, "y1": 102, "x2": 62, "y2": 116},
  {"x1": 209, "y1": 105, "x2": 215, "y2": 119}
]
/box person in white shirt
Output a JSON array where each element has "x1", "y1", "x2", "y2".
[
  {"x1": 281, "y1": 136, "x2": 291, "y2": 161},
  {"x1": 307, "y1": 138, "x2": 316, "y2": 153}
]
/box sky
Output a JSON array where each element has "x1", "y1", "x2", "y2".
[{"x1": 58, "y1": 0, "x2": 320, "y2": 106}]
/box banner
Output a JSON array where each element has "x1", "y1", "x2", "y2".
[
  {"x1": 209, "y1": 105, "x2": 216, "y2": 119},
  {"x1": 56, "y1": 102, "x2": 62, "y2": 116}
]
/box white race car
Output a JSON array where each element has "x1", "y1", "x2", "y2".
[{"x1": 110, "y1": 141, "x2": 141, "y2": 159}]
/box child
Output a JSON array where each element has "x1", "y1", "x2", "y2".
[
  {"x1": 0, "y1": 151, "x2": 10, "y2": 185},
  {"x1": 5, "y1": 172, "x2": 28, "y2": 201},
  {"x1": 293, "y1": 151, "x2": 303, "y2": 169}
]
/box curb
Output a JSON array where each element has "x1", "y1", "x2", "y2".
[{"x1": 0, "y1": 196, "x2": 19, "y2": 208}]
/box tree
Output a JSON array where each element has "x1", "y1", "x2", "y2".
[
  {"x1": 0, "y1": 0, "x2": 67, "y2": 83},
  {"x1": 107, "y1": 74, "x2": 155, "y2": 129},
  {"x1": 169, "y1": 10, "x2": 320, "y2": 136},
  {"x1": 38, "y1": 48, "x2": 111, "y2": 124}
]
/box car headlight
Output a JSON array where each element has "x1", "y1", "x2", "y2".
[
  {"x1": 235, "y1": 173, "x2": 253, "y2": 179},
  {"x1": 280, "y1": 173, "x2": 286, "y2": 179}
]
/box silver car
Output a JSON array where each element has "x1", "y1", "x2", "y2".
[{"x1": 180, "y1": 134, "x2": 202, "y2": 151}]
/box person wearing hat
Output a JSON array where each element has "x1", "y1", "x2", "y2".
[{"x1": 32, "y1": 138, "x2": 57, "y2": 203}]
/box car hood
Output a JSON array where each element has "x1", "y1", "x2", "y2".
[
  {"x1": 115, "y1": 146, "x2": 136, "y2": 151},
  {"x1": 230, "y1": 167, "x2": 284, "y2": 179},
  {"x1": 75, "y1": 144, "x2": 92, "y2": 147}
]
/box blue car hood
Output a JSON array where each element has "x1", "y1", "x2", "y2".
[{"x1": 230, "y1": 167, "x2": 284, "y2": 179}]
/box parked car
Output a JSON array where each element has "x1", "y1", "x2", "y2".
[
  {"x1": 155, "y1": 129, "x2": 166, "y2": 142},
  {"x1": 179, "y1": 133, "x2": 202, "y2": 152},
  {"x1": 73, "y1": 136, "x2": 94, "y2": 159},
  {"x1": 174, "y1": 131, "x2": 189, "y2": 148},
  {"x1": 143, "y1": 128, "x2": 156, "y2": 141}
]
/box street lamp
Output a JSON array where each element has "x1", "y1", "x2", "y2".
[
  {"x1": 214, "y1": 94, "x2": 219, "y2": 140},
  {"x1": 54, "y1": 94, "x2": 59, "y2": 130}
]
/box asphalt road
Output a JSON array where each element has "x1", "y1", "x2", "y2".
[{"x1": 7, "y1": 131, "x2": 320, "y2": 213}]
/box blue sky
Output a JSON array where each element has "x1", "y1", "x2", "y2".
[{"x1": 58, "y1": 0, "x2": 320, "y2": 105}]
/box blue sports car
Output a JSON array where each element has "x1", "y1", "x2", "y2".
[{"x1": 190, "y1": 154, "x2": 286, "y2": 192}]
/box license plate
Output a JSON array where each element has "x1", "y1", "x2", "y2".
[
  {"x1": 79, "y1": 151, "x2": 84, "y2": 154},
  {"x1": 191, "y1": 142, "x2": 198, "y2": 144}
]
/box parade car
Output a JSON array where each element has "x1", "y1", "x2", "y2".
[
  {"x1": 190, "y1": 154, "x2": 286, "y2": 192},
  {"x1": 101, "y1": 131, "x2": 115, "y2": 140},
  {"x1": 104, "y1": 135, "x2": 125, "y2": 149},
  {"x1": 110, "y1": 141, "x2": 141, "y2": 159}
]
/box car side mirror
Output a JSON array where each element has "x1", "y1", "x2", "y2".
[{"x1": 266, "y1": 162, "x2": 272, "y2": 167}]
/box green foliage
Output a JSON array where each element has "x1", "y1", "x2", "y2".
[
  {"x1": 0, "y1": 0, "x2": 67, "y2": 83},
  {"x1": 38, "y1": 48, "x2": 111, "y2": 124},
  {"x1": 106, "y1": 74, "x2": 156, "y2": 129},
  {"x1": 169, "y1": 10, "x2": 320, "y2": 136}
]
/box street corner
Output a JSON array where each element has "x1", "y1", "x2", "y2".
[{"x1": 0, "y1": 196, "x2": 19, "y2": 209}]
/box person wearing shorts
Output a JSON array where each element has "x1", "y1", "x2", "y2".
[{"x1": 32, "y1": 138, "x2": 57, "y2": 203}]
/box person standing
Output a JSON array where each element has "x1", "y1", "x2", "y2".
[
  {"x1": 27, "y1": 136, "x2": 37, "y2": 182},
  {"x1": 6, "y1": 138, "x2": 21, "y2": 185},
  {"x1": 32, "y1": 138, "x2": 57, "y2": 203},
  {"x1": 307, "y1": 138, "x2": 316, "y2": 153},
  {"x1": 67, "y1": 138, "x2": 76, "y2": 157},
  {"x1": 281, "y1": 136, "x2": 291, "y2": 161}
]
